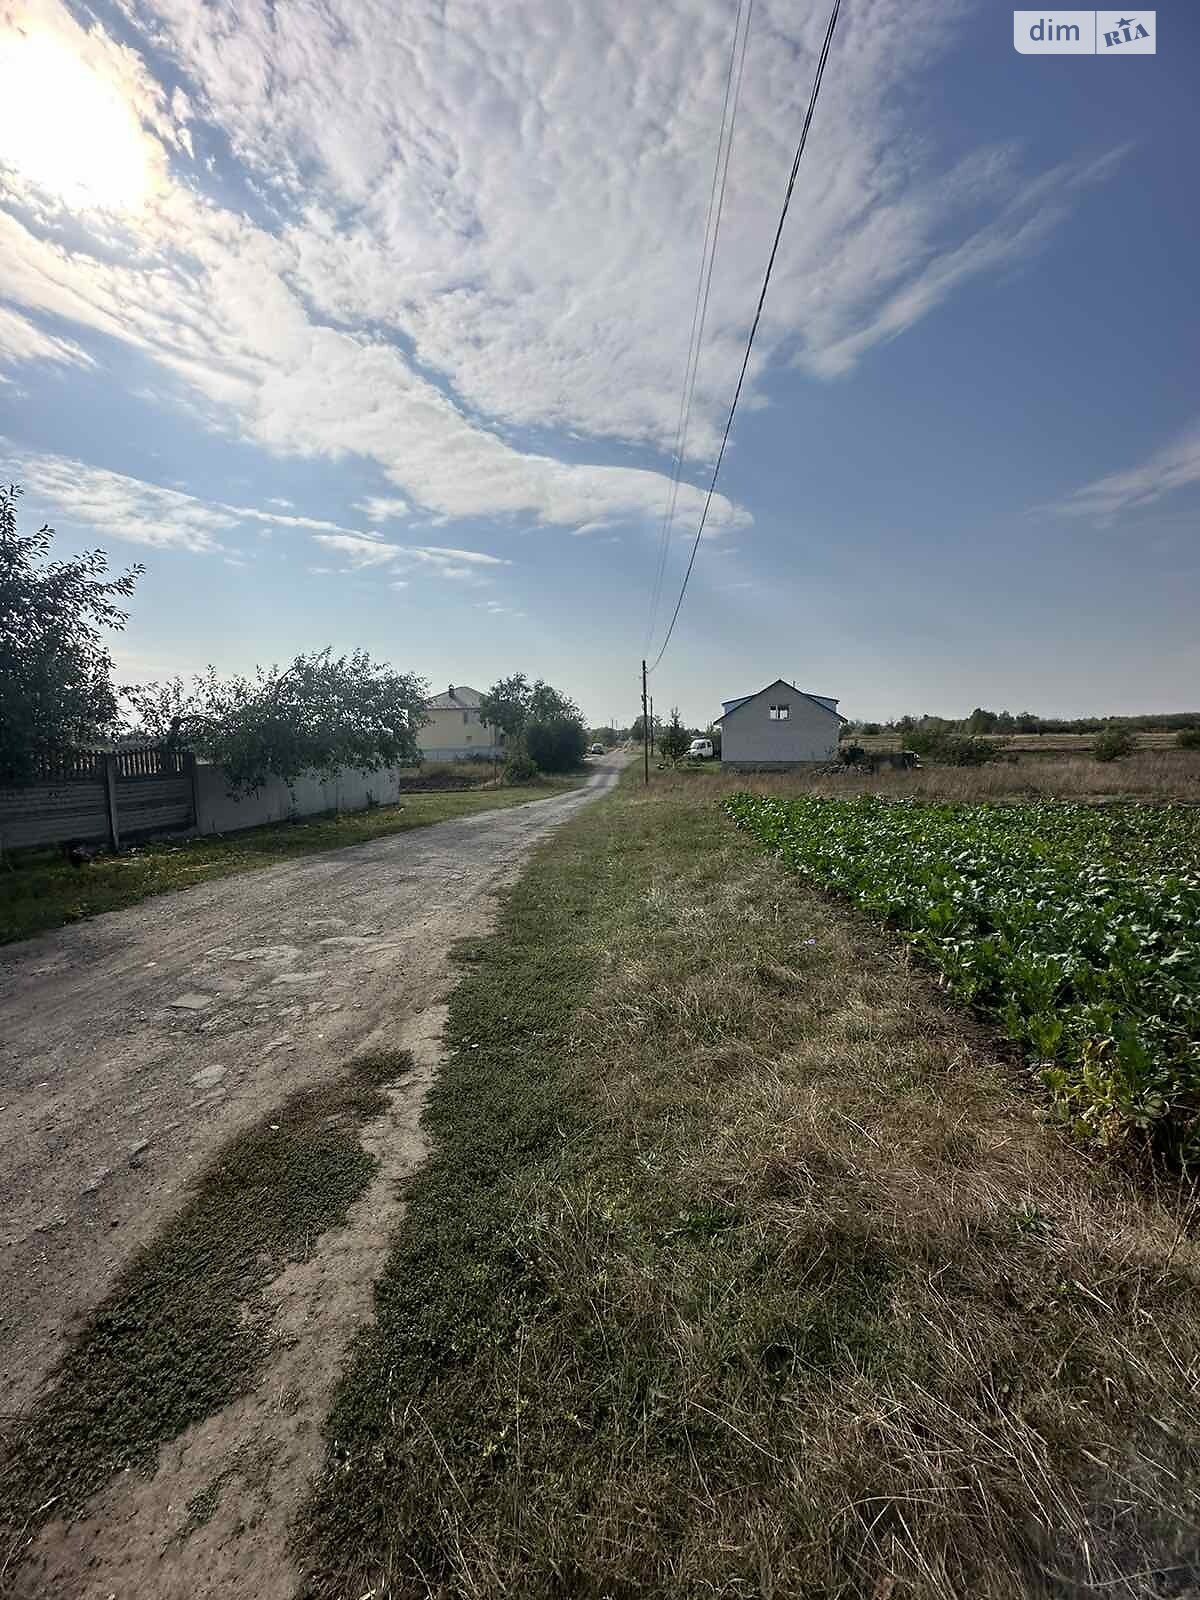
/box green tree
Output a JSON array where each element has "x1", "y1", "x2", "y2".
[
  {"x1": 479, "y1": 673, "x2": 586, "y2": 772},
  {"x1": 479, "y1": 675, "x2": 583, "y2": 739},
  {"x1": 124, "y1": 650, "x2": 429, "y2": 792},
  {"x1": 0, "y1": 485, "x2": 143, "y2": 783},
  {"x1": 524, "y1": 717, "x2": 587, "y2": 772},
  {"x1": 478, "y1": 673, "x2": 533, "y2": 741},
  {"x1": 658, "y1": 707, "x2": 691, "y2": 765}
]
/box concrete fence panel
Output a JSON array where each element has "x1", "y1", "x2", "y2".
[
  {"x1": 0, "y1": 779, "x2": 110, "y2": 850},
  {"x1": 192, "y1": 764, "x2": 407, "y2": 836}
]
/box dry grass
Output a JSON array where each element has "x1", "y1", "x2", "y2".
[
  {"x1": 708, "y1": 751, "x2": 1200, "y2": 804},
  {"x1": 298, "y1": 771, "x2": 1200, "y2": 1599},
  {"x1": 856, "y1": 733, "x2": 1189, "y2": 755}
]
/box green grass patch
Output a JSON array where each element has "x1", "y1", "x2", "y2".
[
  {"x1": 0, "y1": 781, "x2": 578, "y2": 946},
  {"x1": 0, "y1": 1051, "x2": 408, "y2": 1563},
  {"x1": 295, "y1": 773, "x2": 1200, "y2": 1598}
]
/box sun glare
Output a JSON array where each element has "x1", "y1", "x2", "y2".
[{"x1": 0, "y1": 27, "x2": 154, "y2": 211}]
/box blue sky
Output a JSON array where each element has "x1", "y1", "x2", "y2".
[{"x1": 1, "y1": 0, "x2": 1196, "y2": 728}]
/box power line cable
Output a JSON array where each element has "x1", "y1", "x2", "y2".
[
  {"x1": 648, "y1": 0, "x2": 842, "y2": 674},
  {"x1": 644, "y1": 0, "x2": 752, "y2": 654}
]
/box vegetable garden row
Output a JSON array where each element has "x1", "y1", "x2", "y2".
[{"x1": 726, "y1": 793, "x2": 1200, "y2": 1163}]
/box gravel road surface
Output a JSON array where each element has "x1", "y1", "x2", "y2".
[{"x1": 0, "y1": 755, "x2": 624, "y2": 1419}]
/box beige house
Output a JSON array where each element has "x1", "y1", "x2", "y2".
[
  {"x1": 715, "y1": 679, "x2": 846, "y2": 769},
  {"x1": 418, "y1": 684, "x2": 506, "y2": 762}
]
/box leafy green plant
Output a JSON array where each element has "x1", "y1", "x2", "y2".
[
  {"x1": 1, "y1": 484, "x2": 143, "y2": 782},
  {"x1": 658, "y1": 707, "x2": 691, "y2": 766},
  {"x1": 903, "y1": 731, "x2": 999, "y2": 767},
  {"x1": 524, "y1": 718, "x2": 586, "y2": 772},
  {"x1": 124, "y1": 651, "x2": 429, "y2": 793},
  {"x1": 1093, "y1": 727, "x2": 1136, "y2": 762},
  {"x1": 1177, "y1": 729, "x2": 1200, "y2": 751},
  {"x1": 725, "y1": 792, "x2": 1200, "y2": 1163},
  {"x1": 503, "y1": 752, "x2": 540, "y2": 784}
]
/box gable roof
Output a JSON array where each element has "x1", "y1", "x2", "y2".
[
  {"x1": 713, "y1": 679, "x2": 847, "y2": 725},
  {"x1": 426, "y1": 684, "x2": 484, "y2": 710}
]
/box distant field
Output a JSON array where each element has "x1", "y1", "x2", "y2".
[{"x1": 854, "y1": 730, "x2": 1185, "y2": 755}]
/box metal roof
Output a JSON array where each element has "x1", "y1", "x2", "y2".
[
  {"x1": 713, "y1": 679, "x2": 846, "y2": 724},
  {"x1": 426, "y1": 684, "x2": 484, "y2": 710}
]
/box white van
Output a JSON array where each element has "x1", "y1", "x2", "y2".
[{"x1": 688, "y1": 738, "x2": 715, "y2": 760}]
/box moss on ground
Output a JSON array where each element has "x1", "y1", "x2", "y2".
[{"x1": 0, "y1": 1052, "x2": 409, "y2": 1566}]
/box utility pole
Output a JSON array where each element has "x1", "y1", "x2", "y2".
[{"x1": 641, "y1": 660, "x2": 649, "y2": 786}]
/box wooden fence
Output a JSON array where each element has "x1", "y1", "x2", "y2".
[{"x1": 0, "y1": 747, "x2": 196, "y2": 852}]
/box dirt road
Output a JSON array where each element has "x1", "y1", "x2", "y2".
[{"x1": 0, "y1": 754, "x2": 624, "y2": 1597}]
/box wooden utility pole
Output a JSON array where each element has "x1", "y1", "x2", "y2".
[{"x1": 641, "y1": 659, "x2": 649, "y2": 786}]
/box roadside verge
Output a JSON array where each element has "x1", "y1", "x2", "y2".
[{"x1": 297, "y1": 768, "x2": 1200, "y2": 1598}]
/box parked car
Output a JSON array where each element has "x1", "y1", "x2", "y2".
[
  {"x1": 688, "y1": 738, "x2": 715, "y2": 760},
  {"x1": 588, "y1": 743, "x2": 605, "y2": 755}
]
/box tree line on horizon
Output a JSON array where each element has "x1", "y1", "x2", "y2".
[{"x1": 849, "y1": 708, "x2": 1200, "y2": 738}]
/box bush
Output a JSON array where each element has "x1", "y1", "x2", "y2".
[
  {"x1": 525, "y1": 717, "x2": 587, "y2": 773},
  {"x1": 1177, "y1": 729, "x2": 1200, "y2": 751},
  {"x1": 1094, "y1": 727, "x2": 1136, "y2": 763},
  {"x1": 839, "y1": 743, "x2": 866, "y2": 767},
  {"x1": 904, "y1": 731, "x2": 999, "y2": 767},
  {"x1": 658, "y1": 708, "x2": 691, "y2": 766},
  {"x1": 503, "y1": 753, "x2": 540, "y2": 785}
]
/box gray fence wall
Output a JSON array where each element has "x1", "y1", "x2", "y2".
[
  {"x1": 0, "y1": 750, "x2": 414, "y2": 852},
  {"x1": 0, "y1": 749, "x2": 193, "y2": 851},
  {"x1": 193, "y1": 764, "x2": 410, "y2": 835}
]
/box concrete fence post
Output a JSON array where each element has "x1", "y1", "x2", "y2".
[
  {"x1": 187, "y1": 753, "x2": 201, "y2": 831},
  {"x1": 103, "y1": 755, "x2": 121, "y2": 850}
]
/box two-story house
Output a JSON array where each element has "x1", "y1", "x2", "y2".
[{"x1": 417, "y1": 685, "x2": 506, "y2": 762}]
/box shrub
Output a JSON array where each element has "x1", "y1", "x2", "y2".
[
  {"x1": 1094, "y1": 727, "x2": 1135, "y2": 763},
  {"x1": 657, "y1": 708, "x2": 691, "y2": 766},
  {"x1": 839, "y1": 743, "x2": 866, "y2": 767},
  {"x1": 1177, "y1": 729, "x2": 1200, "y2": 751},
  {"x1": 525, "y1": 717, "x2": 587, "y2": 773},
  {"x1": 904, "y1": 731, "x2": 999, "y2": 767},
  {"x1": 503, "y1": 753, "x2": 540, "y2": 785}
]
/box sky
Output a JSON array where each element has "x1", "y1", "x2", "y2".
[{"x1": 1, "y1": 0, "x2": 1196, "y2": 729}]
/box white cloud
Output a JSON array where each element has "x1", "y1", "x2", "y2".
[
  {"x1": 310, "y1": 532, "x2": 401, "y2": 567},
  {"x1": 4, "y1": 441, "x2": 514, "y2": 581},
  {"x1": 0, "y1": 303, "x2": 94, "y2": 368},
  {"x1": 127, "y1": 0, "x2": 1114, "y2": 443},
  {"x1": 355, "y1": 494, "x2": 409, "y2": 522},
  {"x1": 6, "y1": 440, "x2": 235, "y2": 552},
  {"x1": 0, "y1": 0, "x2": 1119, "y2": 539},
  {"x1": 1051, "y1": 418, "x2": 1200, "y2": 523}
]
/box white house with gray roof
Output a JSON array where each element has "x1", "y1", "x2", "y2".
[
  {"x1": 714, "y1": 679, "x2": 846, "y2": 769},
  {"x1": 418, "y1": 684, "x2": 506, "y2": 762}
]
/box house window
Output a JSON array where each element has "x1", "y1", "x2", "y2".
[
  {"x1": 768, "y1": 703, "x2": 790, "y2": 720},
  {"x1": 463, "y1": 710, "x2": 470, "y2": 724}
]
